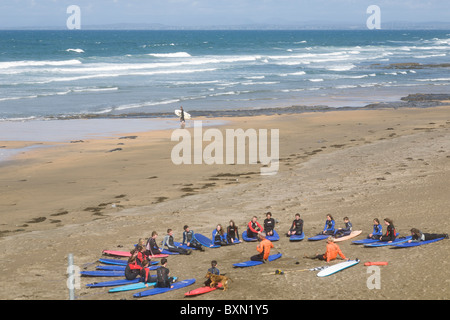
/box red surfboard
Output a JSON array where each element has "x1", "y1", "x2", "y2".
[
  {"x1": 102, "y1": 250, "x2": 168, "y2": 258},
  {"x1": 185, "y1": 283, "x2": 223, "y2": 297},
  {"x1": 364, "y1": 261, "x2": 388, "y2": 266}
]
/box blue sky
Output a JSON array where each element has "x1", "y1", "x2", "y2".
[{"x1": 0, "y1": 0, "x2": 449, "y2": 28}]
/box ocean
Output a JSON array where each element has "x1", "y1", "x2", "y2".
[{"x1": 0, "y1": 29, "x2": 449, "y2": 121}]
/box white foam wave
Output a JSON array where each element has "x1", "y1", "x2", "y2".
[
  {"x1": 66, "y1": 48, "x2": 85, "y2": 53},
  {"x1": 148, "y1": 52, "x2": 192, "y2": 58},
  {"x1": 115, "y1": 99, "x2": 181, "y2": 111},
  {"x1": 0, "y1": 59, "x2": 82, "y2": 69}
]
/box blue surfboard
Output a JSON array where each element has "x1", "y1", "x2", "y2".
[
  {"x1": 390, "y1": 237, "x2": 445, "y2": 248},
  {"x1": 242, "y1": 231, "x2": 258, "y2": 242},
  {"x1": 109, "y1": 276, "x2": 177, "y2": 293},
  {"x1": 81, "y1": 270, "x2": 127, "y2": 277},
  {"x1": 174, "y1": 241, "x2": 199, "y2": 250},
  {"x1": 266, "y1": 230, "x2": 280, "y2": 242},
  {"x1": 307, "y1": 234, "x2": 329, "y2": 241},
  {"x1": 352, "y1": 233, "x2": 399, "y2": 245},
  {"x1": 290, "y1": 233, "x2": 305, "y2": 241},
  {"x1": 233, "y1": 253, "x2": 282, "y2": 268},
  {"x1": 133, "y1": 278, "x2": 196, "y2": 298},
  {"x1": 364, "y1": 236, "x2": 412, "y2": 247},
  {"x1": 194, "y1": 233, "x2": 220, "y2": 248},
  {"x1": 86, "y1": 278, "x2": 142, "y2": 288}
]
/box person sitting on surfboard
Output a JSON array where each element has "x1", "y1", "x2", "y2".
[
  {"x1": 182, "y1": 225, "x2": 204, "y2": 251},
  {"x1": 155, "y1": 258, "x2": 175, "y2": 288},
  {"x1": 379, "y1": 218, "x2": 396, "y2": 242},
  {"x1": 321, "y1": 214, "x2": 335, "y2": 235},
  {"x1": 250, "y1": 232, "x2": 274, "y2": 262},
  {"x1": 334, "y1": 217, "x2": 352, "y2": 238},
  {"x1": 212, "y1": 224, "x2": 228, "y2": 246},
  {"x1": 146, "y1": 231, "x2": 163, "y2": 256},
  {"x1": 162, "y1": 229, "x2": 192, "y2": 255},
  {"x1": 125, "y1": 246, "x2": 146, "y2": 280},
  {"x1": 226, "y1": 220, "x2": 240, "y2": 244},
  {"x1": 304, "y1": 236, "x2": 347, "y2": 263},
  {"x1": 287, "y1": 213, "x2": 303, "y2": 237},
  {"x1": 408, "y1": 228, "x2": 449, "y2": 243},
  {"x1": 263, "y1": 212, "x2": 276, "y2": 236},
  {"x1": 368, "y1": 218, "x2": 383, "y2": 239},
  {"x1": 247, "y1": 216, "x2": 263, "y2": 239}
]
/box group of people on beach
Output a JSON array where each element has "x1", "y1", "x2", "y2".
[{"x1": 122, "y1": 212, "x2": 448, "y2": 289}]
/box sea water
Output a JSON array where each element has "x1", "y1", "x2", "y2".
[{"x1": 1, "y1": 30, "x2": 449, "y2": 122}]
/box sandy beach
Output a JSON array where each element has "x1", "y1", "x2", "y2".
[{"x1": 1, "y1": 104, "x2": 449, "y2": 301}]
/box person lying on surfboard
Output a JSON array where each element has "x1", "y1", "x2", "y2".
[
  {"x1": 368, "y1": 218, "x2": 383, "y2": 239},
  {"x1": 247, "y1": 216, "x2": 263, "y2": 239},
  {"x1": 334, "y1": 217, "x2": 352, "y2": 238},
  {"x1": 287, "y1": 213, "x2": 303, "y2": 237},
  {"x1": 304, "y1": 236, "x2": 348, "y2": 263},
  {"x1": 263, "y1": 212, "x2": 276, "y2": 237},
  {"x1": 407, "y1": 228, "x2": 448, "y2": 243},
  {"x1": 320, "y1": 214, "x2": 335, "y2": 235},
  {"x1": 250, "y1": 232, "x2": 274, "y2": 262}
]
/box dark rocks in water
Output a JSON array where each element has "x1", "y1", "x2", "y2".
[
  {"x1": 380, "y1": 62, "x2": 450, "y2": 69},
  {"x1": 400, "y1": 94, "x2": 450, "y2": 102}
]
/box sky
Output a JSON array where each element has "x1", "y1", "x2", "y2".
[{"x1": 0, "y1": 0, "x2": 449, "y2": 28}]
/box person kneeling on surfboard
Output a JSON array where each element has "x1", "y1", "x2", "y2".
[
  {"x1": 250, "y1": 232, "x2": 274, "y2": 262},
  {"x1": 304, "y1": 237, "x2": 347, "y2": 263},
  {"x1": 155, "y1": 258, "x2": 175, "y2": 288}
]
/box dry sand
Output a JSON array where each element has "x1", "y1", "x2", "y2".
[{"x1": 0, "y1": 106, "x2": 449, "y2": 300}]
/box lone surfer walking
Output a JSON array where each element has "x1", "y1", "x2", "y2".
[{"x1": 179, "y1": 106, "x2": 185, "y2": 128}]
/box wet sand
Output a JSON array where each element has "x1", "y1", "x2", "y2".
[{"x1": 0, "y1": 105, "x2": 449, "y2": 300}]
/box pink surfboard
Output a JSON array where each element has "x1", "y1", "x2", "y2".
[{"x1": 334, "y1": 230, "x2": 362, "y2": 242}]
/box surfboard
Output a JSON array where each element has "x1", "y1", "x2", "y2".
[
  {"x1": 99, "y1": 258, "x2": 158, "y2": 266},
  {"x1": 390, "y1": 237, "x2": 445, "y2": 248},
  {"x1": 307, "y1": 234, "x2": 329, "y2": 241},
  {"x1": 233, "y1": 253, "x2": 282, "y2": 268},
  {"x1": 185, "y1": 282, "x2": 223, "y2": 297},
  {"x1": 289, "y1": 233, "x2": 305, "y2": 241},
  {"x1": 364, "y1": 261, "x2": 388, "y2": 266},
  {"x1": 364, "y1": 236, "x2": 412, "y2": 247},
  {"x1": 81, "y1": 270, "x2": 127, "y2": 277},
  {"x1": 266, "y1": 230, "x2": 280, "y2": 241},
  {"x1": 242, "y1": 231, "x2": 258, "y2": 242},
  {"x1": 174, "y1": 241, "x2": 199, "y2": 250},
  {"x1": 95, "y1": 265, "x2": 160, "y2": 271},
  {"x1": 334, "y1": 230, "x2": 362, "y2": 242},
  {"x1": 175, "y1": 109, "x2": 191, "y2": 120},
  {"x1": 133, "y1": 278, "x2": 196, "y2": 298},
  {"x1": 317, "y1": 259, "x2": 360, "y2": 277},
  {"x1": 109, "y1": 276, "x2": 177, "y2": 293},
  {"x1": 86, "y1": 278, "x2": 142, "y2": 288},
  {"x1": 193, "y1": 233, "x2": 220, "y2": 248},
  {"x1": 102, "y1": 250, "x2": 168, "y2": 258},
  {"x1": 352, "y1": 232, "x2": 399, "y2": 245}
]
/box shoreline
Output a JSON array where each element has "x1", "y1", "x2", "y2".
[{"x1": 0, "y1": 102, "x2": 449, "y2": 300}]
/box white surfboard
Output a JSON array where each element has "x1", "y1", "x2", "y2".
[
  {"x1": 175, "y1": 109, "x2": 191, "y2": 120},
  {"x1": 317, "y1": 259, "x2": 360, "y2": 277}
]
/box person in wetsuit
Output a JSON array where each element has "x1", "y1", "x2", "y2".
[{"x1": 287, "y1": 213, "x2": 303, "y2": 236}]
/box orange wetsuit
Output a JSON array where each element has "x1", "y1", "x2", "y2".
[{"x1": 323, "y1": 242, "x2": 346, "y2": 263}]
